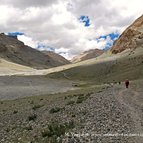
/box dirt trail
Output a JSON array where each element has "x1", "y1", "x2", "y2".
[
  {"x1": 62, "y1": 72, "x2": 70, "y2": 79},
  {"x1": 115, "y1": 87, "x2": 143, "y2": 143}
]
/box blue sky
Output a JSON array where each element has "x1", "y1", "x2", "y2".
[
  {"x1": 79, "y1": 16, "x2": 91, "y2": 27},
  {"x1": 97, "y1": 33, "x2": 119, "y2": 41},
  {"x1": 8, "y1": 30, "x2": 120, "y2": 53},
  {"x1": 1, "y1": 0, "x2": 142, "y2": 59},
  {"x1": 7, "y1": 32, "x2": 24, "y2": 36},
  {"x1": 36, "y1": 43, "x2": 55, "y2": 52},
  {"x1": 96, "y1": 32, "x2": 119, "y2": 50},
  {"x1": 8, "y1": 16, "x2": 119, "y2": 54}
]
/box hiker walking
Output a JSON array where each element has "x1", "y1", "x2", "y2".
[{"x1": 125, "y1": 79, "x2": 129, "y2": 88}]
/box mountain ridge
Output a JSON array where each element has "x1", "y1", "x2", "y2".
[
  {"x1": 42, "y1": 51, "x2": 70, "y2": 65},
  {"x1": 111, "y1": 15, "x2": 143, "y2": 53},
  {"x1": 71, "y1": 49, "x2": 104, "y2": 63},
  {"x1": 0, "y1": 33, "x2": 69, "y2": 69}
]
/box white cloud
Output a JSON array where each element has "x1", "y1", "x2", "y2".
[
  {"x1": 0, "y1": 0, "x2": 142, "y2": 59},
  {"x1": 17, "y1": 35, "x2": 38, "y2": 48}
]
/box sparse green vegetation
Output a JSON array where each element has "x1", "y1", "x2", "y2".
[
  {"x1": 76, "y1": 94, "x2": 88, "y2": 104},
  {"x1": 32, "y1": 104, "x2": 43, "y2": 110},
  {"x1": 76, "y1": 98, "x2": 84, "y2": 104},
  {"x1": 64, "y1": 96, "x2": 67, "y2": 99},
  {"x1": 41, "y1": 120, "x2": 75, "y2": 138},
  {"x1": 29, "y1": 100, "x2": 34, "y2": 104},
  {"x1": 49, "y1": 107, "x2": 64, "y2": 114},
  {"x1": 66, "y1": 100, "x2": 75, "y2": 105},
  {"x1": 0, "y1": 78, "x2": 142, "y2": 142},
  {"x1": 81, "y1": 110, "x2": 87, "y2": 115},
  {"x1": 0, "y1": 17, "x2": 143, "y2": 143},
  {"x1": 5, "y1": 128, "x2": 10, "y2": 132},
  {"x1": 71, "y1": 114, "x2": 76, "y2": 117},
  {"x1": 24, "y1": 125, "x2": 33, "y2": 131},
  {"x1": 28, "y1": 114, "x2": 37, "y2": 121},
  {"x1": 47, "y1": 47, "x2": 143, "y2": 83},
  {"x1": 13, "y1": 110, "x2": 18, "y2": 114}
]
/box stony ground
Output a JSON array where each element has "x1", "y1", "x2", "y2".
[
  {"x1": 0, "y1": 80, "x2": 143, "y2": 143},
  {"x1": 0, "y1": 76, "x2": 74, "y2": 100}
]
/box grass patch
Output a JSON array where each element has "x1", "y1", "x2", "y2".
[
  {"x1": 81, "y1": 110, "x2": 87, "y2": 115},
  {"x1": 66, "y1": 100, "x2": 75, "y2": 105},
  {"x1": 24, "y1": 125, "x2": 33, "y2": 131},
  {"x1": 28, "y1": 114, "x2": 37, "y2": 121},
  {"x1": 49, "y1": 107, "x2": 64, "y2": 114},
  {"x1": 29, "y1": 100, "x2": 34, "y2": 104},
  {"x1": 13, "y1": 110, "x2": 18, "y2": 114},
  {"x1": 75, "y1": 92, "x2": 93, "y2": 104},
  {"x1": 41, "y1": 120, "x2": 75, "y2": 138},
  {"x1": 32, "y1": 104, "x2": 43, "y2": 110},
  {"x1": 71, "y1": 114, "x2": 76, "y2": 118},
  {"x1": 76, "y1": 94, "x2": 88, "y2": 104}
]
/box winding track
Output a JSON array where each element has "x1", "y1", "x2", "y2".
[{"x1": 115, "y1": 87, "x2": 143, "y2": 143}]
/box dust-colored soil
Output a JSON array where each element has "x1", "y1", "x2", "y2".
[
  {"x1": 0, "y1": 76, "x2": 75, "y2": 100},
  {"x1": 114, "y1": 83, "x2": 143, "y2": 143},
  {"x1": 0, "y1": 79, "x2": 143, "y2": 143}
]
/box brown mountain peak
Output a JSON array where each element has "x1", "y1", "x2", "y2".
[
  {"x1": 71, "y1": 49, "x2": 104, "y2": 63},
  {"x1": 0, "y1": 34, "x2": 69, "y2": 69},
  {"x1": 111, "y1": 15, "x2": 143, "y2": 54}
]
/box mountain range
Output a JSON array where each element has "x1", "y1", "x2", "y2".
[
  {"x1": 111, "y1": 15, "x2": 143, "y2": 53},
  {"x1": 0, "y1": 15, "x2": 143, "y2": 78},
  {"x1": 47, "y1": 15, "x2": 143, "y2": 83},
  {"x1": 0, "y1": 14, "x2": 143, "y2": 143},
  {"x1": 42, "y1": 51, "x2": 70, "y2": 65},
  {"x1": 71, "y1": 49, "x2": 104, "y2": 63},
  {"x1": 0, "y1": 33, "x2": 70, "y2": 69}
]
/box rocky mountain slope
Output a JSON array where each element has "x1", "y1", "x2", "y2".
[
  {"x1": 0, "y1": 33, "x2": 69, "y2": 69},
  {"x1": 42, "y1": 51, "x2": 70, "y2": 65},
  {"x1": 71, "y1": 49, "x2": 104, "y2": 63},
  {"x1": 1, "y1": 15, "x2": 143, "y2": 143},
  {"x1": 46, "y1": 15, "x2": 143, "y2": 84},
  {"x1": 111, "y1": 15, "x2": 143, "y2": 53}
]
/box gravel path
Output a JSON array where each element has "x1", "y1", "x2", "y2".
[
  {"x1": 0, "y1": 81, "x2": 143, "y2": 143},
  {"x1": 64, "y1": 84, "x2": 143, "y2": 142},
  {"x1": 115, "y1": 87, "x2": 143, "y2": 143}
]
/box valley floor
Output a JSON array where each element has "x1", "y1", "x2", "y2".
[
  {"x1": 0, "y1": 76, "x2": 74, "y2": 100},
  {"x1": 0, "y1": 78, "x2": 143, "y2": 143}
]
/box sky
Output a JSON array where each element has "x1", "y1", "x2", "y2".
[{"x1": 0, "y1": 0, "x2": 142, "y2": 59}]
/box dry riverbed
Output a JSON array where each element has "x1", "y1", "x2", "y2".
[{"x1": 0, "y1": 76, "x2": 76, "y2": 100}]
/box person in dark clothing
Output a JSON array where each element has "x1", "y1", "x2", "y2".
[{"x1": 125, "y1": 79, "x2": 129, "y2": 88}]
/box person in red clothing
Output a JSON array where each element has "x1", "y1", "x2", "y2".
[{"x1": 125, "y1": 79, "x2": 129, "y2": 88}]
